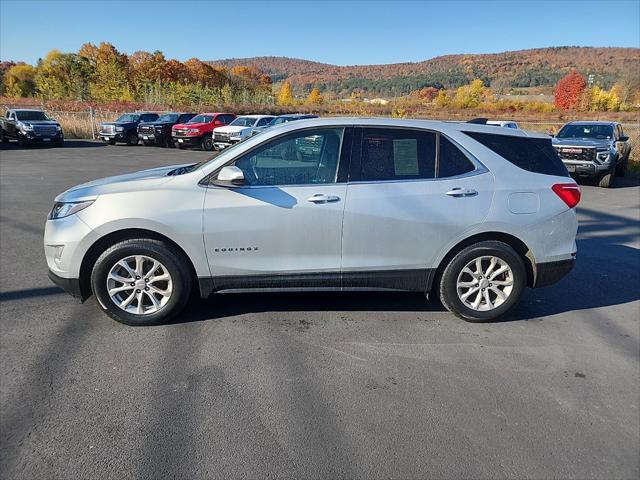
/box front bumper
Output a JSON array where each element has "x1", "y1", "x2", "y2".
[
  {"x1": 100, "y1": 132, "x2": 126, "y2": 142},
  {"x1": 172, "y1": 135, "x2": 202, "y2": 146},
  {"x1": 48, "y1": 269, "x2": 84, "y2": 300},
  {"x1": 561, "y1": 160, "x2": 612, "y2": 178},
  {"x1": 532, "y1": 258, "x2": 575, "y2": 288},
  {"x1": 20, "y1": 131, "x2": 63, "y2": 143}
]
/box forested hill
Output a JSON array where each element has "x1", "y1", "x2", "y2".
[{"x1": 208, "y1": 47, "x2": 640, "y2": 96}]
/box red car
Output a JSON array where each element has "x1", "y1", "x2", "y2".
[{"x1": 171, "y1": 112, "x2": 236, "y2": 151}]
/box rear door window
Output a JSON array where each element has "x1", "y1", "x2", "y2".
[
  {"x1": 357, "y1": 128, "x2": 436, "y2": 181},
  {"x1": 464, "y1": 131, "x2": 568, "y2": 177}
]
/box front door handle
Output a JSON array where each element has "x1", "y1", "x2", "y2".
[
  {"x1": 307, "y1": 193, "x2": 340, "y2": 204},
  {"x1": 445, "y1": 188, "x2": 478, "y2": 197}
]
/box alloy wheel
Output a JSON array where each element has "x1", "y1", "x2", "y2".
[
  {"x1": 456, "y1": 256, "x2": 514, "y2": 311},
  {"x1": 106, "y1": 255, "x2": 173, "y2": 315}
]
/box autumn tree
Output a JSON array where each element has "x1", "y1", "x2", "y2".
[
  {"x1": 415, "y1": 86, "x2": 439, "y2": 102},
  {"x1": 306, "y1": 87, "x2": 323, "y2": 105},
  {"x1": 3, "y1": 64, "x2": 37, "y2": 97},
  {"x1": 35, "y1": 50, "x2": 93, "y2": 100},
  {"x1": 434, "y1": 89, "x2": 450, "y2": 108},
  {"x1": 160, "y1": 59, "x2": 190, "y2": 84},
  {"x1": 277, "y1": 81, "x2": 294, "y2": 106},
  {"x1": 78, "y1": 43, "x2": 99, "y2": 67},
  {"x1": 589, "y1": 86, "x2": 621, "y2": 112},
  {"x1": 129, "y1": 50, "x2": 165, "y2": 87},
  {"x1": 453, "y1": 79, "x2": 492, "y2": 108},
  {"x1": 553, "y1": 70, "x2": 586, "y2": 110},
  {"x1": 90, "y1": 42, "x2": 132, "y2": 101}
]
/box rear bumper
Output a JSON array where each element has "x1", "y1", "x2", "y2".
[
  {"x1": 48, "y1": 269, "x2": 85, "y2": 301},
  {"x1": 532, "y1": 258, "x2": 575, "y2": 288}
]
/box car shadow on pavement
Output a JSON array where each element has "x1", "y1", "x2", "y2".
[
  {"x1": 574, "y1": 175, "x2": 640, "y2": 189},
  {"x1": 173, "y1": 203, "x2": 639, "y2": 325},
  {"x1": 0, "y1": 139, "x2": 105, "y2": 150}
]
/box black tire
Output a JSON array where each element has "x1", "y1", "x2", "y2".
[
  {"x1": 0, "y1": 129, "x2": 8, "y2": 142},
  {"x1": 598, "y1": 171, "x2": 614, "y2": 188},
  {"x1": 143, "y1": 141, "x2": 154, "y2": 147},
  {"x1": 91, "y1": 238, "x2": 192, "y2": 326},
  {"x1": 439, "y1": 240, "x2": 526, "y2": 322},
  {"x1": 200, "y1": 134, "x2": 214, "y2": 151},
  {"x1": 126, "y1": 131, "x2": 139, "y2": 146},
  {"x1": 17, "y1": 136, "x2": 26, "y2": 147},
  {"x1": 163, "y1": 136, "x2": 174, "y2": 148},
  {"x1": 615, "y1": 156, "x2": 627, "y2": 177},
  {"x1": 177, "y1": 143, "x2": 186, "y2": 150},
  {"x1": 107, "y1": 138, "x2": 116, "y2": 145},
  {"x1": 53, "y1": 139, "x2": 64, "y2": 147}
]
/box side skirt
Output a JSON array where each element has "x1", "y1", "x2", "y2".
[{"x1": 198, "y1": 269, "x2": 434, "y2": 298}]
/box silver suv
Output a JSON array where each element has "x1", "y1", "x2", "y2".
[{"x1": 45, "y1": 118, "x2": 580, "y2": 325}]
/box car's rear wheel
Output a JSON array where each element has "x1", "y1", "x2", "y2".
[
  {"x1": 91, "y1": 239, "x2": 192, "y2": 326},
  {"x1": 439, "y1": 241, "x2": 526, "y2": 322},
  {"x1": 200, "y1": 134, "x2": 213, "y2": 151}
]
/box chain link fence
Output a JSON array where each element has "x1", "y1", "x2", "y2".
[{"x1": 1, "y1": 104, "x2": 638, "y2": 165}]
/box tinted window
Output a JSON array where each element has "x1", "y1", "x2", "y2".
[
  {"x1": 464, "y1": 131, "x2": 568, "y2": 177},
  {"x1": 439, "y1": 136, "x2": 475, "y2": 178},
  {"x1": 360, "y1": 128, "x2": 436, "y2": 181},
  {"x1": 179, "y1": 114, "x2": 195, "y2": 123},
  {"x1": 232, "y1": 128, "x2": 343, "y2": 186},
  {"x1": 189, "y1": 115, "x2": 213, "y2": 124}
]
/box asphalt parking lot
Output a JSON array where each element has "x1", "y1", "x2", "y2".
[{"x1": 1, "y1": 140, "x2": 639, "y2": 479}]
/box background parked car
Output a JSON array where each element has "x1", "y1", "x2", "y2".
[
  {"x1": 486, "y1": 120, "x2": 519, "y2": 129},
  {"x1": 172, "y1": 113, "x2": 236, "y2": 151},
  {"x1": 552, "y1": 121, "x2": 631, "y2": 188},
  {"x1": 251, "y1": 114, "x2": 319, "y2": 136},
  {"x1": 138, "y1": 112, "x2": 197, "y2": 148},
  {"x1": 100, "y1": 112, "x2": 159, "y2": 145},
  {"x1": 0, "y1": 109, "x2": 64, "y2": 146},
  {"x1": 213, "y1": 115, "x2": 275, "y2": 149}
]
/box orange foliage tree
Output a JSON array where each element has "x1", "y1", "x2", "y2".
[{"x1": 553, "y1": 70, "x2": 586, "y2": 110}]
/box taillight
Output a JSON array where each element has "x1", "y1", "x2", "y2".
[{"x1": 552, "y1": 183, "x2": 581, "y2": 208}]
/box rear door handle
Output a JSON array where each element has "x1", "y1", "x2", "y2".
[
  {"x1": 307, "y1": 193, "x2": 340, "y2": 204},
  {"x1": 446, "y1": 188, "x2": 478, "y2": 197}
]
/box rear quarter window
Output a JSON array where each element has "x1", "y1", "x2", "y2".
[{"x1": 463, "y1": 131, "x2": 569, "y2": 177}]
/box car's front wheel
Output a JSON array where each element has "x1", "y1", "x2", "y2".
[
  {"x1": 126, "y1": 132, "x2": 139, "y2": 146},
  {"x1": 91, "y1": 239, "x2": 192, "y2": 326},
  {"x1": 200, "y1": 134, "x2": 214, "y2": 151},
  {"x1": 439, "y1": 241, "x2": 526, "y2": 322}
]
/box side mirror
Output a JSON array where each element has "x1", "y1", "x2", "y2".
[
  {"x1": 214, "y1": 166, "x2": 245, "y2": 187},
  {"x1": 619, "y1": 136, "x2": 629, "y2": 142}
]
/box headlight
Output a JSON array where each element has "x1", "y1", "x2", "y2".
[
  {"x1": 597, "y1": 151, "x2": 611, "y2": 162},
  {"x1": 48, "y1": 200, "x2": 95, "y2": 220},
  {"x1": 20, "y1": 122, "x2": 33, "y2": 131},
  {"x1": 186, "y1": 128, "x2": 200, "y2": 134},
  {"x1": 115, "y1": 126, "x2": 124, "y2": 132},
  {"x1": 56, "y1": 125, "x2": 62, "y2": 131}
]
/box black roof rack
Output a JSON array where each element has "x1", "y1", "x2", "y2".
[{"x1": 467, "y1": 117, "x2": 488, "y2": 124}]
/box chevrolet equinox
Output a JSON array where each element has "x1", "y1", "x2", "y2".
[{"x1": 45, "y1": 118, "x2": 579, "y2": 325}]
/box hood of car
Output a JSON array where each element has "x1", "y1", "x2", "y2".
[
  {"x1": 141, "y1": 121, "x2": 174, "y2": 126},
  {"x1": 55, "y1": 163, "x2": 192, "y2": 202},
  {"x1": 102, "y1": 121, "x2": 137, "y2": 127},
  {"x1": 215, "y1": 126, "x2": 250, "y2": 134},
  {"x1": 174, "y1": 122, "x2": 208, "y2": 130},
  {"x1": 552, "y1": 138, "x2": 613, "y2": 149},
  {"x1": 20, "y1": 120, "x2": 58, "y2": 126}
]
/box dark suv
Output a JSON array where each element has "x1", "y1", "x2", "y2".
[
  {"x1": 552, "y1": 121, "x2": 631, "y2": 188},
  {"x1": 138, "y1": 112, "x2": 197, "y2": 148},
  {"x1": 99, "y1": 112, "x2": 159, "y2": 146}
]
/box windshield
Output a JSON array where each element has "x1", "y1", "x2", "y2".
[
  {"x1": 556, "y1": 124, "x2": 613, "y2": 140},
  {"x1": 116, "y1": 114, "x2": 140, "y2": 123},
  {"x1": 230, "y1": 117, "x2": 258, "y2": 127},
  {"x1": 270, "y1": 117, "x2": 292, "y2": 126},
  {"x1": 188, "y1": 115, "x2": 213, "y2": 124},
  {"x1": 156, "y1": 114, "x2": 180, "y2": 123},
  {"x1": 16, "y1": 111, "x2": 49, "y2": 121}
]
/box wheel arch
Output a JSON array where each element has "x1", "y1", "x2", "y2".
[
  {"x1": 78, "y1": 228, "x2": 199, "y2": 301},
  {"x1": 429, "y1": 231, "x2": 536, "y2": 295}
]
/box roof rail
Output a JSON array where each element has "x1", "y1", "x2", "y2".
[{"x1": 467, "y1": 117, "x2": 488, "y2": 124}]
